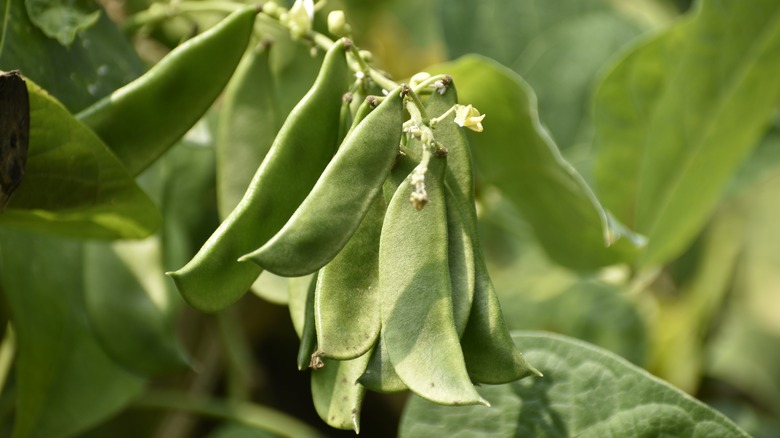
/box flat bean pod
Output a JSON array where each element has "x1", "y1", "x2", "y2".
[
  {"x1": 357, "y1": 336, "x2": 407, "y2": 393},
  {"x1": 444, "y1": 194, "x2": 476, "y2": 337},
  {"x1": 77, "y1": 6, "x2": 259, "y2": 175},
  {"x1": 460, "y1": 255, "x2": 541, "y2": 383},
  {"x1": 427, "y1": 86, "x2": 477, "y2": 335},
  {"x1": 314, "y1": 195, "x2": 384, "y2": 360},
  {"x1": 293, "y1": 273, "x2": 319, "y2": 371},
  {"x1": 435, "y1": 83, "x2": 540, "y2": 383},
  {"x1": 241, "y1": 87, "x2": 405, "y2": 276},
  {"x1": 215, "y1": 41, "x2": 277, "y2": 218},
  {"x1": 311, "y1": 354, "x2": 370, "y2": 432},
  {"x1": 168, "y1": 39, "x2": 351, "y2": 312},
  {"x1": 379, "y1": 154, "x2": 485, "y2": 406}
]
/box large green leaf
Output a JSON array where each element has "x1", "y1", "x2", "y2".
[
  {"x1": 430, "y1": 55, "x2": 644, "y2": 270},
  {"x1": 478, "y1": 193, "x2": 649, "y2": 366},
  {"x1": 438, "y1": 0, "x2": 655, "y2": 150},
  {"x1": 83, "y1": 237, "x2": 191, "y2": 376},
  {"x1": 593, "y1": 0, "x2": 780, "y2": 266},
  {"x1": 0, "y1": 229, "x2": 145, "y2": 438},
  {"x1": 399, "y1": 331, "x2": 750, "y2": 437},
  {"x1": 0, "y1": 0, "x2": 143, "y2": 112},
  {"x1": 0, "y1": 80, "x2": 161, "y2": 239},
  {"x1": 24, "y1": 0, "x2": 100, "y2": 47}
]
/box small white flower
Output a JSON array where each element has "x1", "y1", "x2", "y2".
[
  {"x1": 454, "y1": 104, "x2": 485, "y2": 132},
  {"x1": 282, "y1": 0, "x2": 314, "y2": 39},
  {"x1": 430, "y1": 80, "x2": 447, "y2": 95}
]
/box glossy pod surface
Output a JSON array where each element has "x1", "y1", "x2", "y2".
[
  {"x1": 78, "y1": 6, "x2": 259, "y2": 175},
  {"x1": 169, "y1": 39, "x2": 351, "y2": 312}
]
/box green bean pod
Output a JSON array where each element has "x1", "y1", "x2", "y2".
[
  {"x1": 428, "y1": 86, "x2": 477, "y2": 335},
  {"x1": 77, "y1": 6, "x2": 259, "y2": 175},
  {"x1": 434, "y1": 82, "x2": 540, "y2": 383},
  {"x1": 311, "y1": 354, "x2": 370, "y2": 432},
  {"x1": 445, "y1": 195, "x2": 476, "y2": 337},
  {"x1": 294, "y1": 273, "x2": 319, "y2": 371},
  {"x1": 314, "y1": 195, "x2": 383, "y2": 360},
  {"x1": 379, "y1": 154, "x2": 485, "y2": 406},
  {"x1": 215, "y1": 41, "x2": 276, "y2": 219},
  {"x1": 240, "y1": 87, "x2": 405, "y2": 276},
  {"x1": 168, "y1": 39, "x2": 351, "y2": 312},
  {"x1": 311, "y1": 96, "x2": 383, "y2": 360},
  {"x1": 358, "y1": 336, "x2": 407, "y2": 393}
]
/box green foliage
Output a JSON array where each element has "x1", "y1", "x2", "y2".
[
  {"x1": 400, "y1": 332, "x2": 749, "y2": 437},
  {"x1": 24, "y1": 0, "x2": 100, "y2": 46},
  {"x1": 0, "y1": 0, "x2": 777, "y2": 436},
  {"x1": 0, "y1": 80, "x2": 160, "y2": 239},
  {"x1": 593, "y1": 0, "x2": 780, "y2": 266},
  {"x1": 0, "y1": 230, "x2": 145, "y2": 438}
]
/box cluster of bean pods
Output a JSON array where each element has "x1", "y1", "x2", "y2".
[{"x1": 169, "y1": 33, "x2": 539, "y2": 431}]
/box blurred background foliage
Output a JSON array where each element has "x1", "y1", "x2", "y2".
[{"x1": 2, "y1": 0, "x2": 780, "y2": 436}]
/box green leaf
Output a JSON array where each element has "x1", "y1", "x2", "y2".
[
  {"x1": 1, "y1": 0, "x2": 143, "y2": 112},
  {"x1": 25, "y1": 0, "x2": 99, "y2": 47},
  {"x1": 430, "y1": 55, "x2": 644, "y2": 270},
  {"x1": 83, "y1": 237, "x2": 191, "y2": 376},
  {"x1": 0, "y1": 80, "x2": 161, "y2": 239},
  {"x1": 648, "y1": 205, "x2": 745, "y2": 392},
  {"x1": 593, "y1": 0, "x2": 780, "y2": 266},
  {"x1": 478, "y1": 194, "x2": 649, "y2": 365},
  {"x1": 399, "y1": 331, "x2": 750, "y2": 438},
  {"x1": 0, "y1": 229, "x2": 145, "y2": 438},
  {"x1": 438, "y1": 0, "x2": 651, "y2": 149}
]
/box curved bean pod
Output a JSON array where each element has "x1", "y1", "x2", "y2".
[
  {"x1": 357, "y1": 336, "x2": 407, "y2": 393},
  {"x1": 240, "y1": 87, "x2": 405, "y2": 276},
  {"x1": 379, "y1": 154, "x2": 485, "y2": 406},
  {"x1": 314, "y1": 195, "x2": 383, "y2": 360},
  {"x1": 168, "y1": 39, "x2": 351, "y2": 312},
  {"x1": 436, "y1": 82, "x2": 540, "y2": 383},
  {"x1": 77, "y1": 6, "x2": 259, "y2": 175}
]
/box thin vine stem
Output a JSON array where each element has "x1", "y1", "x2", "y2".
[{"x1": 133, "y1": 390, "x2": 323, "y2": 438}]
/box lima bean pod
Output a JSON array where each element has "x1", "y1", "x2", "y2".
[
  {"x1": 310, "y1": 354, "x2": 370, "y2": 432},
  {"x1": 460, "y1": 254, "x2": 541, "y2": 383},
  {"x1": 168, "y1": 39, "x2": 351, "y2": 312},
  {"x1": 427, "y1": 86, "x2": 477, "y2": 335},
  {"x1": 240, "y1": 87, "x2": 405, "y2": 276},
  {"x1": 378, "y1": 154, "x2": 485, "y2": 406},
  {"x1": 215, "y1": 41, "x2": 277, "y2": 218},
  {"x1": 77, "y1": 6, "x2": 259, "y2": 175},
  {"x1": 357, "y1": 336, "x2": 407, "y2": 393},
  {"x1": 435, "y1": 83, "x2": 541, "y2": 383},
  {"x1": 292, "y1": 273, "x2": 319, "y2": 371},
  {"x1": 314, "y1": 194, "x2": 384, "y2": 360}
]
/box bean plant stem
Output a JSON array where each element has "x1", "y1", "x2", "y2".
[
  {"x1": 133, "y1": 390, "x2": 323, "y2": 438},
  {"x1": 0, "y1": 325, "x2": 15, "y2": 396}
]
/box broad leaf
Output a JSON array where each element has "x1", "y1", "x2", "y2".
[
  {"x1": 400, "y1": 331, "x2": 750, "y2": 437},
  {"x1": 479, "y1": 191, "x2": 649, "y2": 365},
  {"x1": 0, "y1": 0, "x2": 143, "y2": 112},
  {"x1": 430, "y1": 55, "x2": 644, "y2": 270},
  {"x1": 0, "y1": 80, "x2": 161, "y2": 239},
  {"x1": 647, "y1": 205, "x2": 745, "y2": 393},
  {"x1": 438, "y1": 0, "x2": 652, "y2": 149},
  {"x1": 593, "y1": 0, "x2": 780, "y2": 266},
  {"x1": 0, "y1": 230, "x2": 145, "y2": 438},
  {"x1": 84, "y1": 237, "x2": 191, "y2": 376},
  {"x1": 25, "y1": 0, "x2": 100, "y2": 46}
]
